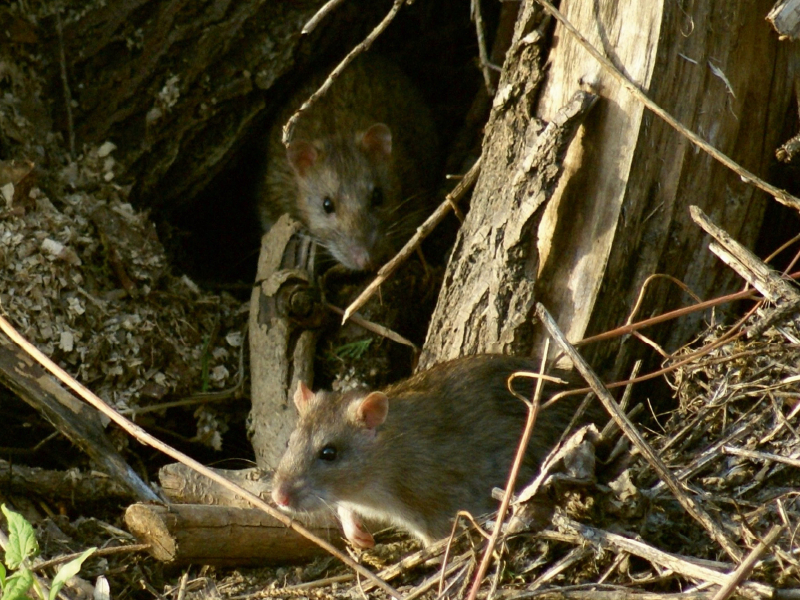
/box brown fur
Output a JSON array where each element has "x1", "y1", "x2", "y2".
[
  {"x1": 272, "y1": 355, "x2": 591, "y2": 545},
  {"x1": 259, "y1": 54, "x2": 440, "y2": 271}
]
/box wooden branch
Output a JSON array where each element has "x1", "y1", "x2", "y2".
[
  {"x1": 535, "y1": 303, "x2": 744, "y2": 563},
  {"x1": 282, "y1": 0, "x2": 405, "y2": 145},
  {"x1": 768, "y1": 0, "x2": 800, "y2": 39},
  {"x1": 525, "y1": 546, "x2": 594, "y2": 591},
  {"x1": 0, "y1": 459, "x2": 132, "y2": 503},
  {"x1": 159, "y1": 464, "x2": 268, "y2": 507},
  {"x1": 555, "y1": 517, "x2": 772, "y2": 599},
  {"x1": 723, "y1": 446, "x2": 800, "y2": 470},
  {"x1": 0, "y1": 334, "x2": 159, "y2": 503},
  {"x1": 124, "y1": 503, "x2": 343, "y2": 566},
  {"x1": 248, "y1": 215, "x2": 318, "y2": 470},
  {"x1": 690, "y1": 205, "x2": 800, "y2": 338},
  {"x1": 711, "y1": 525, "x2": 783, "y2": 600},
  {"x1": 302, "y1": 0, "x2": 346, "y2": 34},
  {"x1": 690, "y1": 206, "x2": 800, "y2": 303},
  {"x1": 158, "y1": 462, "x2": 338, "y2": 530}
]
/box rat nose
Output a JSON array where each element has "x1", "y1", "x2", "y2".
[
  {"x1": 272, "y1": 485, "x2": 291, "y2": 508},
  {"x1": 348, "y1": 246, "x2": 374, "y2": 271}
]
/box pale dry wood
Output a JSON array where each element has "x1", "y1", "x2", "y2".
[
  {"x1": 526, "y1": 546, "x2": 594, "y2": 591},
  {"x1": 690, "y1": 205, "x2": 800, "y2": 338},
  {"x1": 124, "y1": 503, "x2": 343, "y2": 566},
  {"x1": 710, "y1": 525, "x2": 783, "y2": 600},
  {"x1": 723, "y1": 445, "x2": 800, "y2": 470},
  {"x1": 554, "y1": 516, "x2": 772, "y2": 599},
  {"x1": 537, "y1": 0, "x2": 800, "y2": 212},
  {"x1": 248, "y1": 215, "x2": 317, "y2": 470},
  {"x1": 159, "y1": 464, "x2": 270, "y2": 508},
  {"x1": 690, "y1": 206, "x2": 800, "y2": 303},
  {"x1": 769, "y1": 0, "x2": 800, "y2": 38},
  {"x1": 535, "y1": 303, "x2": 743, "y2": 562},
  {"x1": 302, "y1": 0, "x2": 346, "y2": 34},
  {"x1": 326, "y1": 303, "x2": 417, "y2": 349},
  {"x1": 158, "y1": 463, "x2": 341, "y2": 530},
  {"x1": 527, "y1": 0, "x2": 796, "y2": 377}
]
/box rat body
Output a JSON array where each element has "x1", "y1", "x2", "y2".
[
  {"x1": 258, "y1": 54, "x2": 440, "y2": 271},
  {"x1": 271, "y1": 355, "x2": 585, "y2": 547}
]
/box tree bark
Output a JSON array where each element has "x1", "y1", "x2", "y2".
[
  {"x1": 52, "y1": 0, "x2": 392, "y2": 209},
  {"x1": 421, "y1": 0, "x2": 797, "y2": 376}
]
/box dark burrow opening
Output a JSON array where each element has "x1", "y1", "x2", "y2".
[{"x1": 158, "y1": 1, "x2": 501, "y2": 296}]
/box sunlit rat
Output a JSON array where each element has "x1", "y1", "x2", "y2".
[{"x1": 271, "y1": 355, "x2": 584, "y2": 547}]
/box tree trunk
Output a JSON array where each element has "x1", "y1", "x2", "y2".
[
  {"x1": 52, "y1": 0, "x2": 390, "y2": 209},
  {"x1": 421, "y1": 0, "x2": 797, "y2": 377}
]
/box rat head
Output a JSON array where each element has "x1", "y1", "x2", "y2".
[
  {"x1": 272, "y1": 381, "x2": 389, "y2": 514},
  {"x1": 286, "y1": 123, "x2": 402, "y2": 271}
]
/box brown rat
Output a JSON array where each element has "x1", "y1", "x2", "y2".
[
  {"x1": 258, "y1": 54, "x2": 440, "y2": 271},
  {"x1": 271, "y1": 355, "x2": 588, "y2": 547}
]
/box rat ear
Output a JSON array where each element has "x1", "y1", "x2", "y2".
[
  {"x1": 356, "y1": 392, "x2": 388, "y2": 429},
  {"x1": 359, "y1": 123, "x2": 392, "y2": 158},
  {"x1": 293, "y1": 381, "x2": 315, "y2": 414},
  {"x1": 287, "y1": 140, "x2": 319, "y2": 176}
]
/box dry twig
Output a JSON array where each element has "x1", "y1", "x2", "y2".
[
  {"x1": 283, "y1": 0, "x2": 406, "y2": 145},
  {"x1": 535, "y1": 303, "x2": 744, "y2": 562},
  {"x1": 467, "y1": 347, "x2": 552, "y2": 600},
  {"x1": 302, "y1": 0, "x2": 347, "y2": 34},
  {"x1": 710, "y1": 524, "x2": 783, "y2": 600},
  {"x1": 342, "y1": 156, "x2": 482, "y2": 323}
]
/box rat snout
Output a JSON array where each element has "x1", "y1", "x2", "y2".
[
  {"x1": 347, "y1": 245, "x2": 374, "y2": 271},
  {"x1": 271, "y1": 475, "x2": 317, "y2": 511},
  {"x1": 272, "y1": 484, "x2": 292, "y2": 509},
  {"x1": 344, "y1": 227, "x2": 383, "y2": 271}
]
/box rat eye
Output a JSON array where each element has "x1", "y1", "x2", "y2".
[
  {"x1": 322, "y1": 196, "x2": 335, "y2": 214},
  {"x1": 370, "y1": 187, "x2": 384, "y2": 208},
  {"x1": 318, "y1": 444, "x2": 338, "y2": 461}
]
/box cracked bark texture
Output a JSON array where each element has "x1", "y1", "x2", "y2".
[
  {"x1": 421, "y1": 0, "x2": 797, "y2": 376},
  {"x1": 51, "y1": 0, "x2": 386, "y2": 209}
]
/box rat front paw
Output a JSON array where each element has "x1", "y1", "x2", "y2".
[{"x1": 338, "y1": 506, "x2": 375, "y2": 549}]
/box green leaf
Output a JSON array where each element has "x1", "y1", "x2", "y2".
[
  {"x1": 332, "y1": 339, "x2": 372, "y2": 360},
  {"x1": 0, "y1": 563, "x2": 6, "y2": 589},
  {"x1": 49, "y1": 548, "x2": 96, "y2": 600},
  {"x1": 1, "y1": 506, "x2": 38, "y2": 570},
  {"x1": 1, "y1": 569, "x2": 33, "y2": 600}
]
